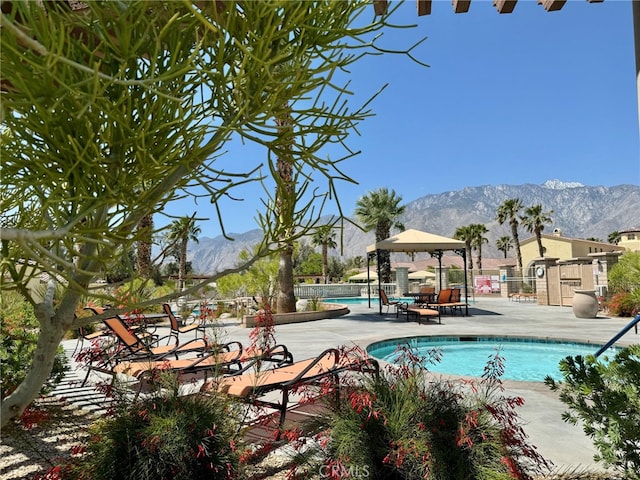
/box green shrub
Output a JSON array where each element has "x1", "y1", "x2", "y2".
[
  {"x1": 607, "y1": 292, "x2": 639, "y2": 317},
  {"x1": 546, "y1": 345, "x2": 640, "y2": 479},
  {"x1": 0, "y1": 291, "x2": 68, "y2": 399},
  {"x1": 63, "y1": 375, "x2": 242, "y2": 480},
  {"x1": 607, "y1": 252, "x2": 640, "y2": 317},
  {"x1": 321, "y1": 347, "x2": 550, "y2": 480},
  {"x1": 608, "y1": 251, "x2": 640, "y2": 295}
]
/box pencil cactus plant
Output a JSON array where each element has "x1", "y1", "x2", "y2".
[{"x1": 0, "y1": 0, "x2": 425, "y2": 426}]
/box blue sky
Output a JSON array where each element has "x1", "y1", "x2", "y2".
[{"x1": 162, "y1": 0, "x2": 639, "y2": 239}]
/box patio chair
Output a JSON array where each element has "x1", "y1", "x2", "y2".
[
  {"x1": 379, "y1": 289, "x2": 406, "y2": 317},
  {"x1": 79, "y1": 313, "x2": 215, "y2": 387},
  {"x1": 415, "y1": 286, "x2": 436, "y2": 305},
  {"x1": 201, "y1": 348, "x2": 379, "y2": 438},
  {"x1": 71, "y1": 324, "x2": 110, "y2": 356},
  {"x1": 449, "y1": 287, "x2": 469, "y2": 315},
  {"x1": 162, "y1": 303, "x2": 206, "y2": 341},
  {"x1": 402, "y1": 306, "x2": 441, "y2": 325},
  {"x1": 85, "y1": 305, "x2": 158, "y2": 341},
  {"x1": 113, "y1": 343, "x2": 294, "y2": 382},
  {"x1": 427, "y1": 288, "x2": 453, "y2": 313},
  {"x1": 103, "y1": 314, "x2": 210, "y2": 359},
  {"x1": 427, "y1": 288, "x2": 469, "y2": 316}
]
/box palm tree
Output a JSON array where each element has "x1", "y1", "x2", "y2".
[
  {"x1": 273, "y1": 103, "x2": 298, "y2": 314},
  {"x1": 351, "y1": 256, "x2": 364, "y2": 269},
  {"x1": 496, "y1": 198, "x2": 524, "y2": 270},
  {"x1": 136, "y1": 214, "x2": 154, "y2": 279},
  {"x1": 167, "y1": 217, "x2": 201, "y2": 291},
  {"x1": 454, "y1": 225, "x2": 475, "y2": 271},
  {"x1": 496, "y1": 236, "x2": 513, "y2": 259},
  {"x1": 608, "y1": 231, "x2": 621, "y2": 245},
  {"x1": 311, "y1": 225, "x2": 337, "y2": 284},
  {"x1": 354, "y1": 188, "x2": 405, "y2": 283},
  {"x1": 470, "y1": 223, "x2": 489, "y2": 272},
  {"x1": 520, "y1": 204, "x2": 553, "y2": 258}
]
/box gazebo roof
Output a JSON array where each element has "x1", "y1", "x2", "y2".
[
  {"x1": 367, "y1": 229, "x2": 465, "y2": 253},
  {"x1": 408, "y1": 269, "x2": 436, "y2": 279}
]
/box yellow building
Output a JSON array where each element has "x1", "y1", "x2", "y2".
[
  {"x1": 618, "y1": 228, "x2": 640, "y2": 252},
  {"x1": 519, "y1": 228, "x2": 625, "y2": 276}
]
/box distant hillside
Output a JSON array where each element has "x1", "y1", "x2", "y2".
[{"x1": 189, "y1": 181, "x2": 640, "y2": 274}]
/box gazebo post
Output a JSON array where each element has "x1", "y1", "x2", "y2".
[
  {"x1": 377, "y1": 249, "x2": 383, "y2": 314},
  {"x1": 431, "y1": 250, "x2": 444, "y2": 291},
  {"x1": 462, "y1": 249, "x2": 469, "y2": 315},
  {"x1": 454, "y1": 248, "x2": 470, "y2": 316},
  {"x1": 366, "y1": 251, "x2": 377, "y2": 309}
]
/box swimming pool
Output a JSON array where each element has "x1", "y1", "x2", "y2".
[
  {"x1": 322, "y1": 297, "x2": 412, "y2": 305},
  {"x1": 367, "y1": 336, "x2": 618, "y2": 382}
]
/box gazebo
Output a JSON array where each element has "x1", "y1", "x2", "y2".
[
  {"x1": 366, "y1": 229, "x2": 468, "y2": 315},
  {"x1": 347, "y1": 271, "x2": 378, "y2": 282},
  {"x1": 408, "y1": 269, "x2": 437, "y2": 281}
]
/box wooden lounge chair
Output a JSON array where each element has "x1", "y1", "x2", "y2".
[
  {"x1": 380, "y1": 289, "x2": 406, "y2": 317},
  {"x1": 201, "y1": 348, "x2": 379, "y2": 438}
]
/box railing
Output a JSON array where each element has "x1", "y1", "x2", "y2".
[
  {"x1": 293, "y1": 283, "x2": 398, "y2": 299},
  {"x1": 294, "y1": 283, "x2": 364, "y2": 299},
  {"x1": 595, "y1": 314, "x2": 640, "y2": 357}
]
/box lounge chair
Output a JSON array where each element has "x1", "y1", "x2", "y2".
[
  {"x1": 162, "y1": 303, "x2": 206, "y2": 341},
  {"x1": 71, "y1": 324, "x2": 110, "y2": 356},
  {"x1": 102, "y1": 314, "x2": 210, "y2": 359},
  {"x1": 449, "y1": 287, "x2": 469, "y2": 315},
  {"x1": 78, "y1": 311, "x2": 213, "y2": 387},
  {"x1": 415, "y1": 286, "x2": 436, "y2": 305},
  {"x1": 86, "y1": 305, "x2": 157, "y2": 341},
  {"x1": 379, "y1": 289, "x2": 406, "y2": 317},
  {"x1": 113, "y1": 343, "x2": 293, "y2": 381},
  {"x1": 427, "y1": 288, "x2": 468, "y2": 316},
  {"x1": 402, "y1": 306, "x2": 441, "y2": 324},
  {"x1": 427, "y1": 288, "x2": 453, "y2": 314},
  {"x1": 201, "y1": 348, "x2": 379, "y2": 438}
]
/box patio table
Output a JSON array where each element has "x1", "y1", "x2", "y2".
[{"x1": 403, "y1": 292, "x2": 436, "y2": 305}]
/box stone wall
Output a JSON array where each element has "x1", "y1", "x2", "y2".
[{"x1": 242, "y1": 302, "x2": 349, "y2": 328}]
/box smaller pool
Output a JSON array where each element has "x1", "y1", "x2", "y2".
[{"x1": 367, "y1": 336, "x2": 619, "y2": 382}]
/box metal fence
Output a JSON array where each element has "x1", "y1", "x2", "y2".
[{"x1": 293, "y1": 283, "x2": 365, "y2": 299}]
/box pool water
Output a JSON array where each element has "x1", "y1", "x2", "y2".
[
  {"x1": 322, "y1": 297, "x2": 412, "y2": 305},
  {"x1": 367, "y1": 336, "x2": 618, "y2": 382}
]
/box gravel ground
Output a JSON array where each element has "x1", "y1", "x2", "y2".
[
  {"x1": 1, "y1": 399, "x2": 628, "y2": 480},
  {"x1": 0, "y1": 397, "x2": 306, "y2": 480},
  {"x1": 0, "y1": 398, "x2": 94, "y2": 480}
]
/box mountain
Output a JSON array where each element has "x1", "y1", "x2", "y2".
[{"x1": 189, "y1": 181, "x2": 640, "y2": 274}]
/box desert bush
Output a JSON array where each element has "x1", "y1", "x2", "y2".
[
  {"x1": 59, "y1": 374, "x2": 242, "y2": 480},
  {"x1": 606, "y1": 292, "x2": 639, "y2": 317},
  {"x1": 318, "y1": 346, "x2": 551, "y2": 480},
  {"x1": 0, "y1": 291, "x2": 68, "y2": 400},
  {"x1": 608, "y1": 252, "x2": 640, "y2": 294},
  {"x1": 546, "y1": 345, "x2": 640, "y2": 479},
  {"x1": 607, "y1": 252, "x2": 640, "y2": 316}
]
